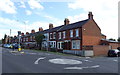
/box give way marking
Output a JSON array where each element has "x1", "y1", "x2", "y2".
[{"x1": 34, "y1": 57, "x2": 46, "y2": 64}]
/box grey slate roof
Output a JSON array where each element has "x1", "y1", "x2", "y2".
[
  {"x1": 58, "y1": 19, "x2": 89, "y2": 32},
  {"x1": 21, "y1": 19, "x2": 89, "y2": 37}
]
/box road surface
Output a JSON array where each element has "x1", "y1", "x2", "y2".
[{"x1": 1, "y1": 47, "x2": 119, "y2": 75}]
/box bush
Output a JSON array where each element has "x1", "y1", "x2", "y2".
[{"x1": 50, "y1": 48, "x2": 57, "y2": 52}]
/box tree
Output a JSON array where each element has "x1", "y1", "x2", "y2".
[
  {"x1": 35, "y1": 34, "x2": 45, "y2": 50},
  {"x1": 117, "y1": 37, "x2": 120, "y2": 42},
  {"x1": 109, "y1": 38, "x2": 116, "y2": 41}
]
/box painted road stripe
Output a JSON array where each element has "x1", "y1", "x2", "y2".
[
  {"x1": 34, "y1": 57, "x2": 46, "y2": 64},
  {"x1": 64, "y1": 65, "x2": 100, "y2": 70}
]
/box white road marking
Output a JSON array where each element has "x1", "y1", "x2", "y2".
[
  {"x1": 34, "y1": 57, "x2": 46, "y2": 64},
  {"x1": 49, "y1": 58, "x2": 82, "y2": 65},
  {"x1": 84, "y1": 60, "x2": 92, "y2": 62},
  {"x1": 113, "y1": 60, "x2": 118, "y2": 62},
  {"x1": 85, "y1": 57, "x2": 90, "y2": 59},
  {"x1": 64, "y1": 65, "x2": 100, "y2": 70}
]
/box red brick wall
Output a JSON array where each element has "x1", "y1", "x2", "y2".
[
  {"x1": 101, "y1": 35, "x2": 106, "y2": 39},
  {"x1": 93, "y1": 45, "x2": 110, "y2": 56},
  {"x1": 109, "y1": 43, "x2": 119, "y2": 49},
  {"x1": 82, "y1": 19, "x2": 101, "y2": 45}
]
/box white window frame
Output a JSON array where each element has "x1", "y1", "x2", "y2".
[
  {"x1": 75, "y1": 29, "x2": 79, "y2": 37},
  {"x1": 70, "y1": 30, "x2": 73, "y2": 37},
  {"x1": 50, "y1": 41, "x2": 56, "y2": 48},
  {"x1": 30, "y1": 36, "x2": 32, "y2": 41},
  {"x1": 59, "y1": 32, "x2": 61, "y2": 39},
  {"x1": 50, "y1": 33, "x2": 52, "y2": 39},
  {"x1": 72, "y1": 40, "x2": 80, "y2": 49},
  {"x1": 24, "y1": 38, "x2": 25, "y2": 42},
  {"x1": 33, "y1": 36, "x2": 35, "y2": 41},
  {"x1": 26, "y1": 37, "x2": 28, "y2": 42},
  {"x1": 53, "y1": 32, "x2": 56, "y2": 39},
  {"x1": 63, "y1": 31, "x2": 66, "y2": 39},
  {"x1": 57, "y1": 42, "x2": 63, "y2": 49}
]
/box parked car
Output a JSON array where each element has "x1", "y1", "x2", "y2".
[
  {"x1": 108, "y1": 49, "x2": 120, "y2": 57},
  {"x1": 3, "y1": 44, "x2": 12, "y2": 48},
  {"x1": 12, "y1": 43, "x2": 19, "y2": 49}
]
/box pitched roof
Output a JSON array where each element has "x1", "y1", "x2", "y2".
[
  {"x1": 58, "y1": 19, "x2": 89, "y2": 32},
  {"x1": 22, "y1": 19, "x2": 89, "y2": 37}
]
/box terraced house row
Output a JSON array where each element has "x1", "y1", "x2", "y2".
[{"x1": 9, "y1": 12, "x2": 120, "y2": 56}]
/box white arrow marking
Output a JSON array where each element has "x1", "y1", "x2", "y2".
[{"x1": 34, "y1": 57, "x2": 46, "y2": 64}]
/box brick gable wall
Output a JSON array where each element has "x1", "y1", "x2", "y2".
[{"x1": 82, "y1": 19, "x2": 101, "y2": 45}]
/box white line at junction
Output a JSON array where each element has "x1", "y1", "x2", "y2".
[{"x1": 34, "y1": 57, "x2": 46, "y2": 64}]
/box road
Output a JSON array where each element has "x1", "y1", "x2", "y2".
[{"x1": 1, "y1": 47, "x2": 119, "y2": 75}]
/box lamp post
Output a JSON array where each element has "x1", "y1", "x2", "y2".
[{"x1": 18, "y1": 31, "x2": 21, "y2": 51}]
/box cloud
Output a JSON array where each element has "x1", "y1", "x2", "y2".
[
  {"x1": 26, "y1": 10, "x2": 32, "y2": 15},
  {"x1": 44, "y1": 15, "x2": 63, "y2": 26},
  {"x1": 19, "y1": 1, "x2": 26, "y2": 8},
  {"x1": 68, "y1": 0, "x2": 119, "y2": 39},
  {"x1": 0, "y1": 0, "x2": 17, "y2": 14},
  {"x1": 28, "y1": 0, "x2": 44, "y2": 9},
  {"x1": 0, "y1": 17, "x2": 50, "y2": 39}
]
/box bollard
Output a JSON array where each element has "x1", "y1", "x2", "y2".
[{"x1": 18, "y1": 45, "x2": 22, "y2": 51}]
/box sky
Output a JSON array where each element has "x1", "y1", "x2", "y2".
[{"x1": 0, "y1": 0, "x2": 119, "y2": 40}]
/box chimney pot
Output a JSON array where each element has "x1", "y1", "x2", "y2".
[
  {"x1": 39, "y1": 27, "x2": 43, "y2": 31},
  {"x1": 31, "y1": 29, "x2": 35, "y2": 33},
  {"x1": 64, "y1": 18, "x2": 70, "y2": 25},
  {"x1": 88, "y1": 12, "x2": 93, "y2": 19},
  {"x1": 49, "y1": 23, "x2": 53, "y2": 29},
  {"x1": 26, "y1": 32, "x2": 29, "y2": 35},
  {"x1": 21, "y1": 33, "x2": 24, "y2": 36}
]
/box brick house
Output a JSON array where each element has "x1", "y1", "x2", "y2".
[
  {"x1": 47, "y1": 12, "x2": 103, "y2": 55},
  {"x1": 10, "y1": 12, "x2": 120, "y2": 56}
]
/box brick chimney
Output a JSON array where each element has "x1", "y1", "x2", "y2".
[
  {"x1": 88, "y1": 12, "x2": 93, "y2": 19},
  {"x1": 26, "y1": 32, "x2": 29, "y2": 35},
  {"x1": 31, "y1": 29, "x2": 35, "y2": 33},
  {"x1": 21, "y1": 33, "x2": 24, "y2": 36},
  {"x1": 39, "y1": 27, "x2": 43, "y2": 31},
  {"x1": 49, "y1": 23, "x2": 53, "y2": 29},
  {"x1": 64, "y1": 18, "x2": 70, "y2": 25}
]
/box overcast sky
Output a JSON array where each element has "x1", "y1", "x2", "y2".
[{"x1": 0, "y1": 0, "x2": 119, "y2": 40}]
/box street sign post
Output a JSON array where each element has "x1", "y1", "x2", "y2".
[{"x1": 18, "y1": 31, "x2": 22, "y2": 51}]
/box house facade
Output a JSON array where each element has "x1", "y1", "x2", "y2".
[{"x1": 9, "y1": 12, "x2": 120, "y2": 56}]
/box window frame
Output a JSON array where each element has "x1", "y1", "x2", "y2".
[
  {"x1": 70, "y1": 30, "x2": 73, "y2": 37},
  {"x1": 75, "y1": 29, "x2": 79, "y2": 37}
]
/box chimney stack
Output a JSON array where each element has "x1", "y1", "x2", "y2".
[
  {"x1": 26, "y1": 32, "x2": 29, "y2": 35},
  {"x1": 88, "y1": 12, "x2": 93, "y2": 19},
  {"x1": 39, "y1": 27, "x2": 43, "y2": 31},
  {"x1": 31, "y1": 29, "x2": 35, "y2": 33},
  {"x1": 64, "y1": 18, "x2": 70, "y2": 25},
  {"x1": 21, "y1": 33, "x2": 24, "y2": 36},
  {"x1": 49, "y1": 23, "x2": 53, "y2": 29}
]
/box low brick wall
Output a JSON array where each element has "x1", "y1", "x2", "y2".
[
  {"x1": 109, "y1": 43, "x2": 119, "y2": 49},
  {"x1": 93, "y1": 45, "x2": 110, "y2": 56}
]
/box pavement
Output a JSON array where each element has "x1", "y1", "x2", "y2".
[{"x1": 1, "y1": 47, "x2": 119, "y2": 74}]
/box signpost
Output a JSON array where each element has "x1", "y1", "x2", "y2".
[{"x1": 18, "y1": 31, "x2": 22, "y2": 51}]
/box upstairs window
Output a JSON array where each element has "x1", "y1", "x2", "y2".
[
  {"x1": 63, "y1": 31, "x2": 66, "y2": 39},
  {"x1": 26, "y1": 37, "x2": 28, "y2": 42},
  {"x1": 59, "y1": 32, "x2": 61, "y2": 39},
  {"x1": 53, "y1": 32, "x2": 56, "y2": 39},
  {"x1": 75, "y1": 29, "x2": 79, "y2": 37},
  {"x1": 50, "y1": 33, "x2": 52, "y2": 39},
  {"x1": 70, "y1": 30, "x2": 73, "y2": 37},
  {"x1": 30, "y1": 36, "x2": 32, "y2": 41},
  {"x1": 33, "y1": 36, "x2": 35, "y2": 41}
]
